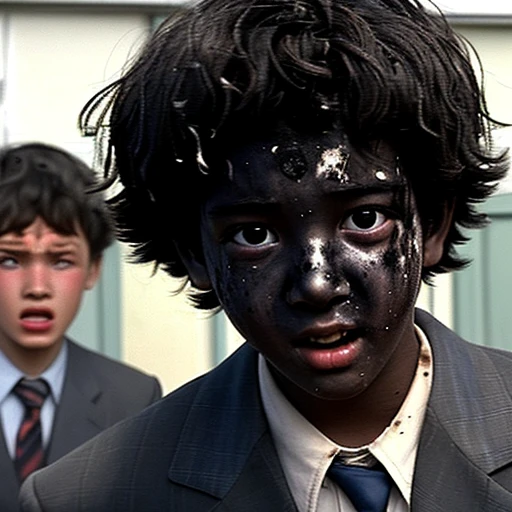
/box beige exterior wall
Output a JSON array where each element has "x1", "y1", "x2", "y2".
[
  {"x1": 120, "y1": 258, "x2": 212, "y2": 394},
  {"x1": 456, "y1": 25, "x2": 512, "y2": 126},
  {"x1": 1, "y1": 6, "x2": 510, "y2": 394},
  {"x1": 2, "y1": 10, "x2": 148, "y2": 148}
]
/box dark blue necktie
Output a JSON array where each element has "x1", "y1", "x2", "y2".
[{"x1": 328, "y1": 459, "x2": 392, "y2": 512}]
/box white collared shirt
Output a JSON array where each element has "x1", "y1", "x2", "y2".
[
  {"x1": 259, "y1": 326, "x2": 433, "y2": 512},
  {"x1": 0, "y1": 341, "x2": 68, "y2": 459}
]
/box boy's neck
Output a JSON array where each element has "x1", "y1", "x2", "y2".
[
  {"x1": 3, "y1": 339, "x2": 64, "y2": 377},
  {"x1": 296, "y1": 386, "x2": 413, "y2": 448},
  {"x1": 272, "y1": 339, "x2": 420, "y2": 447}
]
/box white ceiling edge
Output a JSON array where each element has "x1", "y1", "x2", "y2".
[
  {"x1": 420, "y1": 0, "x2": 512, "y2": 16},
  {"x1": 1, "y1": 0, "x2": 190, "y2": 5},
  {"x1": 3, "y1": 0, "x2": 512, "y2": 14}
]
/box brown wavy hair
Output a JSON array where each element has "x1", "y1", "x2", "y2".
[{"x1": 0, "y1": 142, "x2": 113, "y2": 260}]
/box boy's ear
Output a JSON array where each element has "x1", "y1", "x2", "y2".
[
  {"x1": 423, "y1": 201, "x2": 455, "y2": 267},
  {"x1": 174, "y1": 242, "x2": 212, "y2": 291},
  {"x1": 85, "y1": 256, "x2": 102, "y2": 290}
]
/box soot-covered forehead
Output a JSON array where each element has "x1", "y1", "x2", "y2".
[
  {"x1": 216, "y1": 122, "x2": 404, "y2": 192},
  {"x1": 272, "y1": 141, "x2": 401, "y2": 188}
]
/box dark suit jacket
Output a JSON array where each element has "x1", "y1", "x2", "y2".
[
  {"x1": 19, "y1": 310, "x2": 512, "y2": 511},
  {"x1": 1, "y1": 339, "x2": 161, "y2": 512}
]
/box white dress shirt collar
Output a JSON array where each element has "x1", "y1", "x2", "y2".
[
  {"x1": 259, "y1": 325, "x2": 433, "y2": 511},
  {"x1": 0, "y1": 340, "x2": 68, "y2": 405},
  {"x1": 0, "y1": 340, "x2": 68, "y2": 457}
]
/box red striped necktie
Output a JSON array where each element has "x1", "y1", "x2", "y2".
[{"x1": 12, "y1": 377, "x2": 50, "y2": 482}]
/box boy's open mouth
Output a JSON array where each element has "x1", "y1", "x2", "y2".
[
  {"x1": 307, "y1": 329, "x2": 361, "y2": 348},
  {"x1": 19, "y1": 308, "x2": 55, "y2": 332},
  {"x1": 310, "y1": 331, "x2": 348, "y2": 345},
  {"x1": 20, "y1": 309, "x2": 54, "y2": 321}
]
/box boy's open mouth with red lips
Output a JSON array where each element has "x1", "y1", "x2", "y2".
[
  {"x1": 294, "y1": 322, "x2": 364, "y2": 370},
  {"x1": 20, "y1": 307, "x2": 55, "y2": 332}
]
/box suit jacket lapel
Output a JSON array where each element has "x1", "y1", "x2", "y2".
[
  {"x1": 46, "y1": 340, "x2": 106, "y2": 463},
  {"x1": 0, "y1": 428, "x2": 20, "y2": 512},
  {"x1": 413, "y1": 407, "x2": 512, "y2": 511},
  {"x1": 168, "y1": 344, "x2": 297, "y2": 511},
  {"x1": 215, "y1": 431, "x2": 298, "y2": 512},
  {"x1": 413, "y1": 310, "x2": 512, "y2": 510}
]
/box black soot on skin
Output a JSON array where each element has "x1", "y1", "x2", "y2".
[
  {"x1": 383, "y1": 226, "x2": 401, "y2": 270},
  {"x1": 274, "y1": 145, "x2": 308, "y2": 180},
  {"x1": 383, "y1": 247, "x2": 400, "y2": 269}
]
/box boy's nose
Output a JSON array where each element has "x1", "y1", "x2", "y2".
[
  {"x1": 287, "y1": 271, "x2": 350, "y2": 309},
  {"x1": 286, "y1": 241, "x2": 350, "y2": 309},
  {"x1": 23, "y1": 264, "x2": 52, "y2": 299}
]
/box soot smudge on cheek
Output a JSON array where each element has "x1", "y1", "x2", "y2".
[
  {"x1": 383, "y1": 224, "x2": 407, "y2": 272},
  {"x1": 383, "y1": 247, "x2": 399, "y2": 269}
]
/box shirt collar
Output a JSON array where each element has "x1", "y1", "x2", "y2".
[
  {"x1": 259, "y1": 324, "x2": 433, "y2": 509},
  {"x1": 259, "y1": 354, "x2": 338, "y2": 511},
  {"x1": 369, "y1": 325, "x2": 432, "y2": 502},
  {"x1": 0, "y1": 340, "x2": 68, "y2": 404}
]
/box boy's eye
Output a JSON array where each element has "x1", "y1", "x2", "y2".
[
  {"x1": 54, "y1": 259, "x2": 74, "y2": 270},
  {"x1": 232, "y1": 225, "x2": 277, "y2": 247},
  {"x1": 343, "y1": 209, "x2": 388, "y2": 232},
  {"x1": 0, "y1": 256, "x2": 18, "y2": 268}
]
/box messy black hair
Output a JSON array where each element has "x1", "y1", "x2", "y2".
[
  {"x1": 0, "y1": 142, "x2": 114, "y2": 260},
  {"x1": 81, "y1": 0, "x2": 508, "y2": 309}
]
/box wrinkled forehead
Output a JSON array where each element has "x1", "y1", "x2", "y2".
[
  {"x1": 0, "y1": 217, "x2": 84, "y2": 248},
  {"x1": 219, "y1": 124, "x2": 404, "y2": 191}
]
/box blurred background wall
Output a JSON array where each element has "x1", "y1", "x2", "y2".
[{"x1": 0, "y1": 0, "x2": 510, "y2": 394}]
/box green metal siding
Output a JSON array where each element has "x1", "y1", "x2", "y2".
[{"x1": 453, "y1": 193, "x2": 512, "y2": 350}]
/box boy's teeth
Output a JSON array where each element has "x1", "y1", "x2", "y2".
[
  {"x1": 22, "y1": 313, "x2": 51, "y2": 321},
  {"x1": 24, "y1": 316, "x2": 47, "y2": 322},
  {"x1": 310, "y1": 332, "x2": 346, "y2": 344}
]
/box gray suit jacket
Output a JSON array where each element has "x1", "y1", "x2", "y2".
[
  {"x1": 19, "y1": 311, "x2": 512, "y2": 511},
  {"x1": 1, "y1": 339, "x2": 161, "y2": 512}
]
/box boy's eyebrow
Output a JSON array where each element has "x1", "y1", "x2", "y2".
[
  {"x1": 207, "y1": 201, "x2": 281, "y2": 218},
  {"x1": 334, "y1": 182, "x2": 404, "y2": 194},
  {"x1": 48, "y1": 239, "x2": 82, "y2": 250},
  {"x1": 207, "y1": 183, "x2": 405, "y2": 218},
  {"x1": 0, "y1": 239, "x2": 29, "y2": 250},
  {"x1": 0, "y1": 238, "x2": 82, "y2": 251}
]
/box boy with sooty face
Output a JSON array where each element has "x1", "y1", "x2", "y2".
[
  {"x1": 20, "y1": 1, "x2": 512, "y2": 511},
  {"x1": 198, "y1": 129, "x2": 438, "y2": 429},
  {"x1": 0, "y1": 143, "x2": 161, "y2": 512}
]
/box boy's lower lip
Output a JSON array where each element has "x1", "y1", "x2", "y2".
[
  {"x1": 298, "y1": 338, "x2": 362, "y2": 370},
  {"x1": 20, "y1": 319, "x2": 53, "y2": 332}
]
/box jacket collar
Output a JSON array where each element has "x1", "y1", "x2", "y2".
[
  {"x1": 46, "y1": 340, "x2": 105, "y2": 463},
  {"x1": 416, "y1": 309, "x2": 512, "y2": 473},
  {"x1": 167, "y1": 343, "x2": 296, "y2": 509},
  {"x1": 168, "y1": 344, "x2": 268, "y2": 497},
  {"x1": 413, "y1": 309, "x2": 512, "y2": 509}
]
